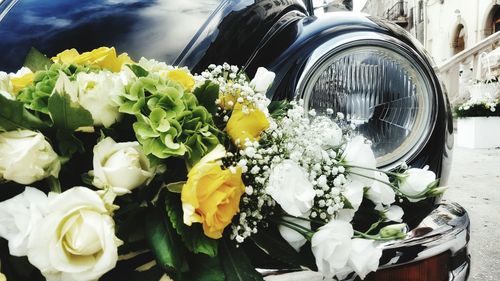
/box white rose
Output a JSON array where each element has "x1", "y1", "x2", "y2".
[
  {"x1": 0, "y1": 130, "x2": 60, "y2": 184},
  {"x1": 343, "y1": 136, "x2": 376, "y2": 186},
  {"x1": 278, "y1": 216, "x2": 310, "y2": 252},
  {"x1": 76, "y1": 72, "x2": 124, "y2": 128},
  {"x1": 250, "y1": 67, "x2": 275, "y2": 93},
  {"x1": 366, "y1": 172, "x2": 395, "y2": 208},
  {"x1": 398, "y1": 167, "x2": 436, "y2": 202},
  {"x1": 27, "y1": 187, "x2": 121, "y2": 281},
  {"x1": 0, "y1": 187, "x2": 48, "y2": 256},
  {"x1": 347, "y1": 239, "x2": 382, "y2": 279},
  {"x1": 92, "y1": 137, "x2": 154, "y2": 195},
  {"x1": 311, "y1": 220, "x2": 353, "y2": 279},
  {"x1": 266, "y1": 160, "x2": 316, "y2": 217},
  {"x1": 0, "y1": 71, "x2": 13, "y2": 99}
]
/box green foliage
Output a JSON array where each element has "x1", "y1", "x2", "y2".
[
  {"x1": 23, "y1": 47, "x2": 53, "y2": 72},
  {"x1": 0, "y1": 94, "x2": 46, "y2": 131},
  {"x1": 250, "y1": 226, "x2": 303, "y2": 267},
  {"x1": 48, "y1": 91, "x2": 93, "y2": 131},
  {"x1": 127, "y1": 64, "x2": 149, "y2": 78},
  {"x1": 145, "y1": 207, "x2": 189, "y2": 279},
  {"x1": 164, "y1": 192, "x2": 219, "y2": 257},
  {"x1": 17, "y1": 63, "x2": 94, "y2": 114},
  {"x1": 121, "y1": 74, "x2": 220, "y2": 164},
  {"x1": 268, "y1": 100, "x2": 291, "y2": 118},
  {"x1": 182, "y1": 254, "x2": 225, "y2": 281},
  {"x1": 221, "y1": 240, "x2": 264, "y2": 281},
  {"x1": 454, "y1": 103, "x2": 500, "y2": 118},
  {"x1": 193, "y1": 80, "x2": 219, "y2": 115}
]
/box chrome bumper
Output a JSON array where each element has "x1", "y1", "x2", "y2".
[
  {"x1": 261, "y1": 202, "x2": 470, "y2": 281},
  {"x1": 371, "y1": 201, "x2": 470, "y2": 281}
]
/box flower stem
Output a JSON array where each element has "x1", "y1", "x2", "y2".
[
  {"x1": 47, "y1": 176, "x2": 61, "y2": 193},
  {"x1": 281, "y1": 214, "x2": 326, "y2": 225},
  {"x1": 353, "y1": 230, "x2": 397, "y2": 241},
  {"x1": 271, "y1": 218, "x2": 314, "y2": 240},
  {"x1": 342, "y1": 164, "x2": 401, "y2": 177}
]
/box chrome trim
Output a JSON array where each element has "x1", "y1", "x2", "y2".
[
  {"x1": 259, "y1": 202, "x2": 470, "y2": 281},
  {"x1": 294, "y1": 34, "x2": 439, "y2": 170}
]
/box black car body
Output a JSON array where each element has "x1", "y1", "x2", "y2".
[{"x1": 0, "y1": 0, "x2": 469, "y2": 280}]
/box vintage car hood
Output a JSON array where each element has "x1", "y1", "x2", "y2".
[
  {"x1": 0, "y1": 0, "x2": 223, "y2": 71},
  {"x1": 0, "y1": 0, "x2": 306, "y2": 72}
]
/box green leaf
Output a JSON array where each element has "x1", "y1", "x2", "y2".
[
  {"x1": 55, "y1": 130, "x2": 85, "y2": 157},
  {"x1": 268, "y1": 100, "x2": 290, "y2": 118},
  {"x1": 221, "y1": 240, "x2": 264, "y2": 281},
  {"x1": 193, "y1": 81, "x2": 219, "y2": 115},
  {"x1": 184, "y1": 254, "x2": 225, "y2": 281},
  {"x1": 48, "y1": 91, "x2": 93, "y2": 131},
  {"x1": 165, "y1": 181, "x2": 185, "y2": 193},
  {"x1": 250, "y1": 227, "x2": 303, "y2": 267},
  {"x1": 145, "y1": 207, "x2": 188, "y2": 277},
  {"x1": 23, "y1": 47, "x2": 53, "y2": 72},
  {"x1": 127, "y1": 64, "x2": 149, "y2": 78},
  {"x1": 164, "y1": 192, "x2": 219, "y2": 257},
  {"x1": 0, "y1": 94, "x2": 47, "y2": 131}
]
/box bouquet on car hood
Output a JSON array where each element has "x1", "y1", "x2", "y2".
[{"x1": 0, "y1": 47, "x2": 444, "y2": 281}]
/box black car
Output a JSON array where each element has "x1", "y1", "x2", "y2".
[{"x1": 0, "y1": 0, "x2": 469, "y2": 280}]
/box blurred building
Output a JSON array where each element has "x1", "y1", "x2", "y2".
[
  {"x1": 359, "y1": 0, "x2": 500, "y2": 102},
  {"x1": 360, "y1": 0, "x2": 500, "y2": 63}
]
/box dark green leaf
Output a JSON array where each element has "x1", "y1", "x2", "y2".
[
  {"x1": 48, "y1": 91, "x2": 93, "y2": 131},
  {"x1": 250, "y1": 227, "x2": 303, "y2": 267},
  {"x1": 268, "y1": 100, "x2": 290, "y2": 118},
  {"x1": 145, "y1": 207, "x2": 189, "y2": 277},
  {"x1": 0, "y1": 94, "x2": 47, "y2": 131},
  {"x1": 182, "y1": 254, "x2": 225, "y2": 281},
  {"x1": 23, "y1": 47, "x2": 53, "y2": 72},
  {"x1": 128, "y1": 64, "x2": 149, "y2": 78},
  {"x1": 164, "y1": 192, "x2": 219, "y2": 257},
  {"x1": 193, "y1": 81, "x2": 219, "y2": 115},
  {"x1": 56, "y1": 130, "x2": 85, "y2": 157},
  {"x1": 221, "y1": 240, "x2": 264, "y2": 281}
]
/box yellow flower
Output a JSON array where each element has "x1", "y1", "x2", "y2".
[
  {"x1": 226, "y1": 103, "x2": 269, "y2": 147},
  {"x1": 181, "y1": 145, "x2": 245, "y2": 239},
  {"x1": 10, "y1": 72, "x2": 35, "y2": 93},
  {"x1": 0, "y1": 272, "x2": 5, "y2": 281},
  {"x1": 165, "y1": 69, "x2": 195, "y2": 91},
  {"x1": 52, "y1": 47, "x2": 133, "y2": 72}
]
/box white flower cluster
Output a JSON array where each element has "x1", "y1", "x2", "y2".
[
  {"x1": 197, "y1": 63, "x2": 272, "y2": 116},
  {"x1": 458, "y1": 95, "x2": 498, "y2": 113}
]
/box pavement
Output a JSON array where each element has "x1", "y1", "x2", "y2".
[{"x1": 443, "y1": 146, "x2": 500, "y2": 281}]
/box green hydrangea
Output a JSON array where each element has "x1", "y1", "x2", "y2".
[
  {"x1": 17, "y1": 63, "x2": 95, "y2": 114},
  {"x1": 122, "y1": 71, "x2": 220, "y2": 165}
]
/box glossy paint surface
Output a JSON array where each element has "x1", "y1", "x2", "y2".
[{"x1": 0, "y1": 0, "x2": 222, "y2": 72}]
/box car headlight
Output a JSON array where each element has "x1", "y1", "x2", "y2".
[{"x1": 298, "y1": 39, "x2": 437, "y2": 168}]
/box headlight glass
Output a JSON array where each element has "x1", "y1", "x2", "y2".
[{"x1": 302, "y1": 45, "x2": 436, "y2": 167}]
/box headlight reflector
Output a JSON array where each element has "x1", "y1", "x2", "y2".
[{"x1": 302, "y1": 45, "x2": 436, "y2": 168}]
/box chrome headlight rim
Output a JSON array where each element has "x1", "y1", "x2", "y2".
[{"x1": 295, "y1": 34, "x2": 438, "y2": 170}]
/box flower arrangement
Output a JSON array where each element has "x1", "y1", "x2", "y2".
[
  {"x1": 0, "y1": 47, "x2": 445, "y2": 281},
  {"x1": 454, "y1": 95, "x2": 500, "y2": 118}
]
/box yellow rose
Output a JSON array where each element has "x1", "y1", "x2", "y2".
[
  {"x1": 164, "y1": 69, "x2": 195, "y2": 91},
  {"x1": 226, "y1": 103, "x2": 269, "y2": 146},
  {"x1": 10, "y1": 72, "x2": 34, "y2": 93},
  {"x1": 0, "y1": 272, "x2": 5, "y2": 281},
  {"x1": 52, "y1": 47, "x2": 133, "y2": 72},
  {"x1": 182, "y1": 145, "x2": 245, "y2": 239}
]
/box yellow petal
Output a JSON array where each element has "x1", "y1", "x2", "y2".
[
  {"x1": 226, "y1": 103, "x2": 270, "y2": 147},
  {"x1": 11, "y1": 72, "x2": 35, "y2": 93},
  {"x1": 167, "y1": 69, "x2": 195, "y2": 91},
  {"x1": 52, "y1": 48, "x2": 80, "y2": 64}
]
